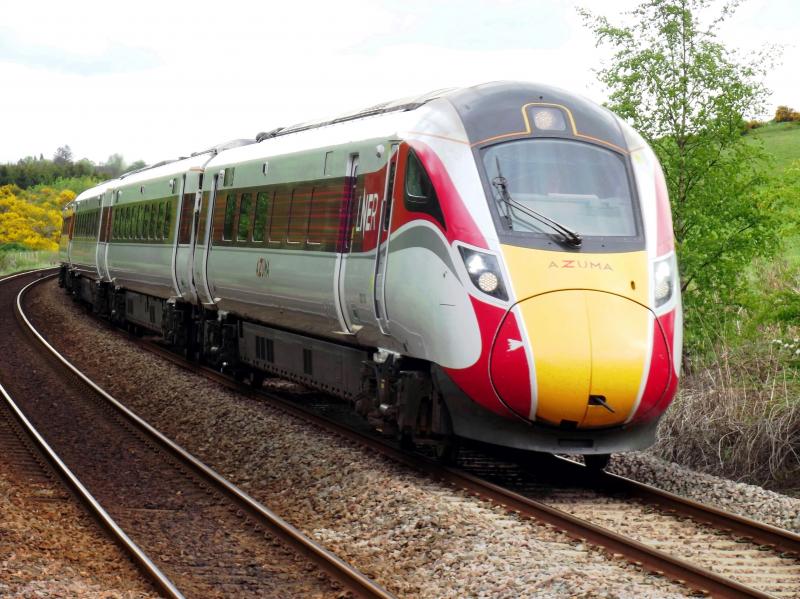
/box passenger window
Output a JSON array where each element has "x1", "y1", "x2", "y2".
[
  {"x1": 237, "y1": 192, "x2": 253, "y2": 241},
  {"x1": 404, "y1": 149, "x2": 445, "y2": 229},
  {"x1": 252, "y1": 191, "x2": 270, "y2": 242},
  {"x1": 157, "y1": 203, "x2": 165, "y2": 240},
  {"x1": 307, "y1": 185, "x2": 339, "y2": 248},
  {"x1": 135, "y1": 205, "x2": 142, "y2": 239},
  {"x1": 163, "y1": 201, "x2": 171, "y2": 239},
  {"x1": 269, "y1": 191, "x2": 290, "y2": 243},
  {"x1": 223, "y1": 193, "x2": 237, "y2": 241},
  {"x1": 150, "y1": 203, "x2": 158, "y2": 239},
  {"x1": 287, "y1": 188, "x2": 311, "y2": 243},
  {"x1": 178, "y1": 194, "x2": 193, "y2": 244},
  {"x1": 145, "y1": 205, "x2": 153, "y2": 239}
]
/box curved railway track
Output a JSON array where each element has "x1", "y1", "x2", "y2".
[
  {"x1": 0, "y1": 269, "x2": 393, "y2": 599},
  {"x1": 129, "y1": 330, "x2": 800, "y2": 598},
  {"x1": 16, "y1": 272, "x2": 800, "y2": 598}
]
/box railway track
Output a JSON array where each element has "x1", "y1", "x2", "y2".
[
  {"x1": 1, "y1": 269, "x2": 393, "y2": 599},
  {"x1": 127, "y1": 331, "x2": 800, "y2": 598}
]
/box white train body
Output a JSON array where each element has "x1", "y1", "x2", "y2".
[{"x1": 60, "y1": 82, "x2": 682, "y2": 458}]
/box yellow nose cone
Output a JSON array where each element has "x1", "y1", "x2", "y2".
[{"x1": 518, "y1": 290, "x2": 651, "y2": 428}]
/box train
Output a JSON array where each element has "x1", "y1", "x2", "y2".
[{"x1": 58, "y1": 81, "x2": 682, "y2": 469}]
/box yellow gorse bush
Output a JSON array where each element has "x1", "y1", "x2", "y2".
[{"x1": 0, "y1": 184, "x2": 73, "y2": 251}]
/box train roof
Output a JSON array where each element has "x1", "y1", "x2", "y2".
[
  {"x1": 70, "y1": 81, "x2": 627, "y2": 206},
  {"x1": 73, "y1": 179, "x2": 117, "y2": 204},
  {"x1": 255, "y1": 88, "x2": 456, "y2": 141},
  {"x1": 114, "y1": 152, "x2": 216, "y2": 188}
]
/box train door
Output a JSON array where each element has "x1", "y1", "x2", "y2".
[
  {"x1": 334, "y1": 154, "x2": 359, "y2": 334},
  {"x1": 170, "y1": 173, "x2": 189, "y2": 299},
  {"x1": 372, "y1": 143, "x2": 399, "y2": 334},
  {"x1": 192, "y1": 173, "x2": 218, "y2": 306},
  {"x1": 67, "y1": 211, "x2": 74, "y2": 265},
  {"x1": 96, "y1": 193, "x2": 112, "y2": 280}
]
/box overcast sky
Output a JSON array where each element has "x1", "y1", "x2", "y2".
[{"x1": 0, "y1": 0, "x2": 797, "y2": 166}]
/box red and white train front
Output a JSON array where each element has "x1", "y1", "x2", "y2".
[{"x1": 397, "y1": 83, "x2": 682, "y2": 455}]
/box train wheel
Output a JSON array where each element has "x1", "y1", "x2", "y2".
[
  {"x1": 399, "y1": 431, "x2": 415, "y2": 451},
  {"x1": 584, "y1": 454, "x2": 611, "y2": 471},
  {"x1": 434, "y1": 436, "x2": 460, "y2": 465},
  {"x1": 250, "y1": 372, "x2": 265, "y2": 389}
]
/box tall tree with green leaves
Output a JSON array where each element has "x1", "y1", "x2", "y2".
[{"x1": 581, "y1": 0, "x2": 781, "y2": 320}]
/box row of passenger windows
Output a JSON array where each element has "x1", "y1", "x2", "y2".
[
  {"x1": 218, "y1": 186, "x2": 341, "y2": 247},
  {"x1": 74, "y1": 210, "x2": 100, "y2": 238},
  {"x1": 112, "y1": 200, "x2": 172, "y2": 241},
  {"x1": 70, "y1": 150, "x2": 442, "y2": 246}
]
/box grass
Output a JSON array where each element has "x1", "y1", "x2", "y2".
[
  {"x1": 746, "y1": 120, "x2": 800, "y2": 172},
  {"x1": 0, "y1": 250, "x2": 59, "y2": 276}
]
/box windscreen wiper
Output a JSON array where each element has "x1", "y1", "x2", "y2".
[{"x1": 491, "y1": 158, "x2": 582, "y2": 247}]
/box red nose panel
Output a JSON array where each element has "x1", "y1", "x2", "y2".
[
  {"x1": 489, "y1": 311, "x2": 533, "y2": 419},
  {"x1": 630, "y1": 311, "x2": 677, "y2": 423}
]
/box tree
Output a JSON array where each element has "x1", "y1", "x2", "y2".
[
  {"x1": 100, "y1": 153, "x2": 126, "y2": 178},
  {"x1": 775, "y1": 105, "x2": 800, "y2": 122},
  {"x1": 53, "y1": 145, "x2": 73, "y2": 165},
  {"x1": 127, "y1": 159, "x2": 147, "y2": 172},
  {"x1": 581, "y1": 0, "x2": 782, "y2": 319}
]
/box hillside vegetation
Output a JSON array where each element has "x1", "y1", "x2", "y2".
[
  {"x1": 658, "y1": 124, "x2": 800, "y2": 490},
  {"x1": 0, "y1": 149, "x2": 145, "y2": 253},
  {"x1": 0, "y1": 185, "x2": 73, "y2": 251},
  {"x1": 746, "y1": 121, "x2": 800, "y2": 172}
]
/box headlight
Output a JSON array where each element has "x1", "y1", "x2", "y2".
[
  {"x1": 459, "y1": 247, "x2": 508, "y2": 301},
  {"x1": 654, "y1": 255, "x2": 675, "y2": 307}
]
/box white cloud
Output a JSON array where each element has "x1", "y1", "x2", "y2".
[{"x1": 0, "y1": 0, "x2": 796, "y2": 165}]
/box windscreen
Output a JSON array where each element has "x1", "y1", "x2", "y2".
[{"x1": 482, "y1": 139, "x2": 637, "y2": 238}]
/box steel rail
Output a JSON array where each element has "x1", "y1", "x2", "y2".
[
  {"x1": 137, "y1": 341, "x2": 784, "y2": 599},
  {"x1": 0, "y1": 269, "x2": 183, "y2": 599},
  {"x1": 17, "y1": 274, "x2": 394, "y2": 599},
  {"x1": 552, "y1": 456, "x2": 800, "y2": 557}
]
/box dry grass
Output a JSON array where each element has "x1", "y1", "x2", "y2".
[
  {"x1": 0, "y1": 250, "x2": 58, "y2": 275},
  {"x1": 653, "y1": 333, "x2": 800, "y2": 492}
]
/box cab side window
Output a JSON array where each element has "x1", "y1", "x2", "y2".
[{"x1": 404, "y1": 149, "x2": 445, "y2": 230}]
